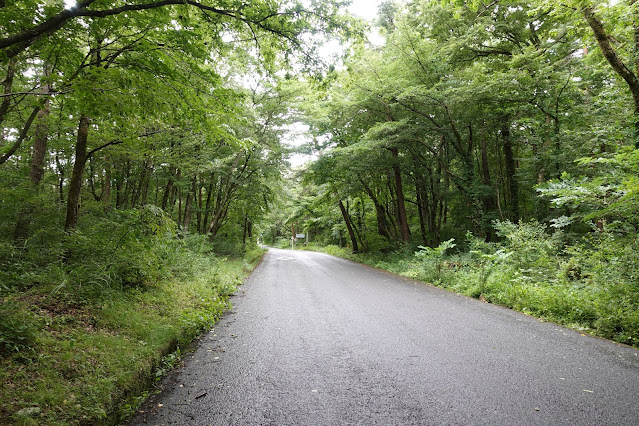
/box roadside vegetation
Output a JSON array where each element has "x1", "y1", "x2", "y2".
[{"x1": 0, "y1": 204, "x2": 265, "y2": 425}]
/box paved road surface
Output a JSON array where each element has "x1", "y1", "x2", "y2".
[{"x1": 130, "y1": 248, "x2": 639, "y2": 425}]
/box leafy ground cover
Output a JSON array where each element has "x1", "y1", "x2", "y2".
[
  {"x1": 0, "y1": 207, "x2": 265, "y2": 426},
  {"x1": 302, "y1": 220, "x2": 639, "y2": 349}
]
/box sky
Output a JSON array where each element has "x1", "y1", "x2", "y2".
[{"x1": 349, "y1": 0, "x2": 383, "y2": 22}]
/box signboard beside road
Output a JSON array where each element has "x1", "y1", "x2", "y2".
[{"x1": 296, "y1": 234, "x2": 305, "y2": 239}]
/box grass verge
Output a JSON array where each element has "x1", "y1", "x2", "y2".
[{"x1": 0, "y1": 246, "x2": 265, "y2": 426}]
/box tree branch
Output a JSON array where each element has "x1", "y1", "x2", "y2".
[
  {"x1": 0, "y1": 0, "x2": 306, "y2": 59},
  {"x1": 0, "y1": 106, "x2": 39, "y2": 165},
  {"x1": 583, "y1": 6, "x2": 639, "y2": 102}
]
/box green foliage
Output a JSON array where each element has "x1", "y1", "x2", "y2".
[
  {"x1": 0, "y1": 301, "x2": 40, "y2": 356},
  {"x1": 0, "y1": 235, "x2": 264, "y2": 425},
  {"x1": 415, "y1": 239, "x2": 457, "y2": 281},
  {"x1": 538, "y1": 148, "x2": 639, "y2": 232}
]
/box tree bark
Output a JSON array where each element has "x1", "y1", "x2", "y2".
[
  {"x1": 415, "y1": 181, "x2": 428, "y2": 245},
  {"x1": 359, "y1": 177, "x2": 391, "y2": 239},
  {"x1": 501, "y1": 120, "x2": 519, "y2": 221},
  {"x1": 338, "y1": 199, "x2": 359, "y2": 254},
  {"x1": 29, "y1": 70, "x2": 51, "y2": 185},
  {"x1": 583, "y1": 5, "x2": 639, "y2": 148},
  {"x1": 480, "y1": 137, "x2": 496, "y2": 242},
  {"x1": 65, "y1": 114, "x2": 90, "y2": 231},
  {"x1": 160, "y1": 166, "x2": 175, "y2": 210},
  {"x1": 391, "y1": 148, "x2": 410, "y2": 242},
  {"x1": 0, "y1": 106, "x2": 39, "y2": 166},
  {"x1": 103, "y1": 155, "x2": 112, "y2": 206},
  {"x1": 182, "y1": 175, "x2": 197, "y2": 230},
  {"x1": 0, "y1": 57, "x2": 16, "y2": 131}
]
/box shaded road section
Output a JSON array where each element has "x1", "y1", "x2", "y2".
[{"x1": 131, "y1": 248, "x2": 639, "y2": 425}]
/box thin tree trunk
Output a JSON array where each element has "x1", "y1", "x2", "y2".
[
  {"x1": 55, "y1": 154, "x2": 65, "y2": 204},
  {"x1": 168, "y1": 169, "x2": 180, "y2": 214},
  {"x1": 242, "y1": 215, "x2": 248, "y2": 245},
  {"x1": 161, "y1": 166, "x2": 175, "y2": 210},
  {"x1": 202, "y1": 176, "x2": 214, "y2": 234},
  {"x1": 338, "y1": 198, "x2": 359, "y2": 254},
  {"x1": 115, "y1": 161, "x2": 125, "y2": 209},
  {"x1": 130, "y1": 162, "x2": 146, "y2": 206},
  {"x1": 0, "y1": 106, "x2": 39, "y2": 166},
  {"x1": 182, "y1": 175, "x2": 196, "y2": 231},
  {"x1": 360, "y1": 178, "x2": 391, "y2": 239},
  {"x1": 65, "y1": 114, "x2": 90, "y2": 231},
  {"x1": 178, "y1": 191, "x2": 183, "y2": 226},
  {"x1": 139, "y1": 162, "x2": 151, "y2": 206},
  {"x1": 415, "y1": 181, "x2": 427, "y2": 244},
  {"x1": 29, "y1": 67, "x2": 51, "y2": 184},
  {"x1": 501, "y1": 120, "x2": 519, "y2": 221},
  {"x1": 391, "y1": 148, "x2": 410, "y2": 242},
  {"x1": 583, "y1": 5, "x2": 639, "y2": 148},
  {"x1": 481, "y1": 137, "x2": 496, "y2": 242},
  {"x1": 103, "y1": 155, "x2": 112, "y2": 207},
  {"x1": 0, "y1": 57, "x2": 16, "y2": 130},
  {"x1": 197, "y1": 179, "x2": 203, "y2": 232}
]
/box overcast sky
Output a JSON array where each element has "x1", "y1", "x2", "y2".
[{"x1": 349, "y1": 0, "x2": 382, "y2": 22}]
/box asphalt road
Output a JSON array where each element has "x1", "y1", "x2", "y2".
[{"x1": 130, "y1": 247, "x2": 639, "y2": 425}]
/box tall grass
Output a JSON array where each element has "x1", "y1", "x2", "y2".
[{"x1": 0, "y1": 205, "x2": 265, "y2": 425}]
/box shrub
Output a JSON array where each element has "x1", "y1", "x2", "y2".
[{"x1": 0, "y1": 301, "x2": 40, "y2": 355}]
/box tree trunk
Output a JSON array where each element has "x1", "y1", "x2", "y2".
[
  {"x1": 501, "y1": 120, "x2": 519, "y2": 221},
  {"x1": 360, "y1": 178, "x2": 391, "y2": 239},
  {"x1": 182, "y1": 175, "x2": 197, "y2": 231},
  {"x1": 415, "y1": 181, "x2": 428, "y2": 244},
  {"x1": 121, "y1": 160, "x2": 132, "y2": 209},
  {"x1": 30, "y1": 78, "x2": 51, "y2": 185},
  {"x1": 103, "y1": 155, "x2": 112, "y2": 207},
  {"x1": 65, "y1": 114, "x2": 90, "y2": 231},
  {"x1": 178, "y1": 191, "x2": 183, "y2": 226},
  {"x1": 338, "y1": 199, "x2": 359, "y2": 254},
  {"x1": 130, "y1": 161, "x2": 146, "y2": 206},
  {"x1": 55, "y1": 154, "x2": 65, "y2": 204},
  {"x1": 169, "y1": 168, "x2": 180, "y2": 214},
  {"x1": 481, "y1": 137, "x2": 496, "y2": 242},
  {"x1": 202, "y1": 176, "x2": 214, "y2": 234},
  {"x1": 0, "y1": 57, "x2": 16, "y2": 130},
  {"x1": 139, "y1": 162, "x2": 151, "y2": 206},
  {"x1": 161, "y1": 166, "x2": 175, "y2": 210},
  {"x1": 391, "y1": 148, "x2": 410, "y2": 242},
  {"x1": 0, "y1": 106, "x2": 39, "y2": 166},
  {"x1": 583, "y1": 5, "x2": 639, "y2": 148},
  {"x1": 197, "y1": 179, "x2": 203, "y2": 232},
  {"x1": 242, "y1": 215, "x2": 248, "y2": 245}
]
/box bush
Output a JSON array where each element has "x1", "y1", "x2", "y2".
[{"x1": 0, "y1": 301, "x2": 40, "y2": 355}]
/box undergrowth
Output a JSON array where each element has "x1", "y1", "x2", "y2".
[{"x1": 0, "y1": 206, "x2": 265, "y2": 425}]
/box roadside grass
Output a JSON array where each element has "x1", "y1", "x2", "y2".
[
  {"x1": 0, "y1": 240, "x2": 265, "y2": 426},
  {"x1": 301, "y1": 223, "x2": 639, "y2": 349}
]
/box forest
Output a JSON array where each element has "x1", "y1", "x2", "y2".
[{"x1": 0, "y1": 0, "x2": 638, "y2": 424}]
